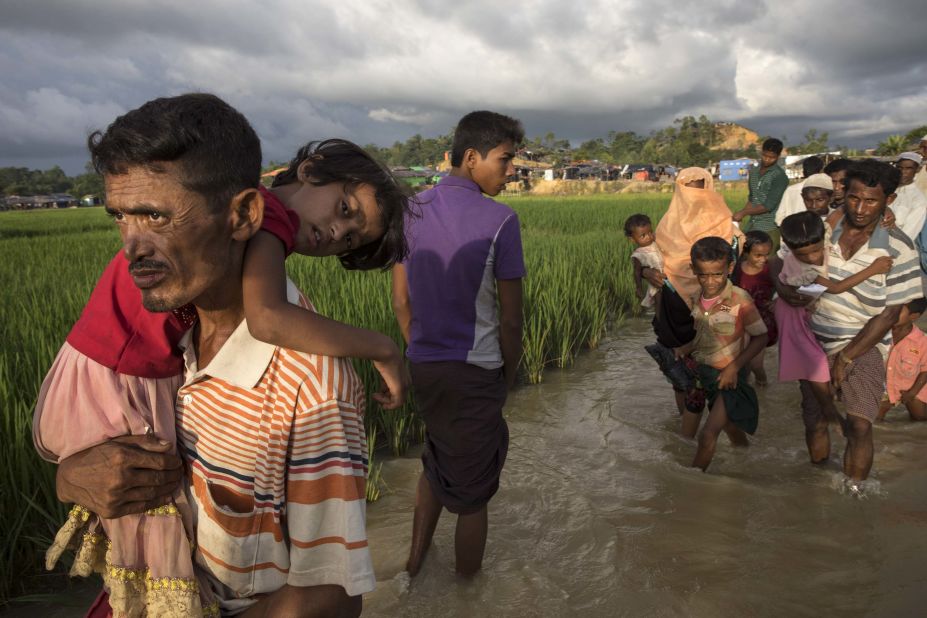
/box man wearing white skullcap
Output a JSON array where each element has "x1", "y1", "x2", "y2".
[
  {"x1": 800, "y1": 173, "x2": 834, "y2": 215},
  {"x1": 775, "y1": 156, "x2": 825, "y2": 225},
  {"x1": 891, "y1": 151, "x2": 927, "y2": 240},
  {"x1": 775, "y1": 173, "x2": 835, "y2": 259}
]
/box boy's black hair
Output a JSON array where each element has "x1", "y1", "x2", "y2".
[
  {"x1": 690, "y1": 236, "x2": 733, "y2": 264},
  {"x1": 907, "y1": 297, "x2": 927, "y2": 316},
  {"x1": 273, "y1": 139, "x2": 411, "y2": 270},
  {"x1": 844, "y1": 159, "x2": 901, "y2": 197},
  {"x1": 742, "y1": 230, "x2": 773, "y2": 257},
  {"x1": 802, "y1": 156, "x2": 824, "y2": 177},
  {"x1": 762, "y1": 138, "x2": 784, "y2": 156},
  {"x1": 88, "y1": 93, "x2": 261, "y2": 215},
  {"x1": 823, "y1": 158, "x2": 851, "y2": 175},
  {"x1": 450, "y1": 111, "x2": 525, "y2": 167},
  {"x1": 623, "y1": 213, "x2": 652, "y2": 236},
  {"x1": 780, "y1": 211, "x2": 826, "y2": 250}
]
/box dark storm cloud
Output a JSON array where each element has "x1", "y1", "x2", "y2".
[{"x1": 0, "y1": 0, "x2": 924, "y2": 174}]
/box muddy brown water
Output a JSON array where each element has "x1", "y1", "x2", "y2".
[
  {"x1": 362, "y1": 318, "x2": 927, "y2": 617},
  {"x1": 7, "y1": 318, "x2": 926, "y2": 617}
]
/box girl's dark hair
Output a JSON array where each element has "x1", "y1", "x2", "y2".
[
  {"x1": 623, "y1": 213, "x2": 651, "y2": 236},
  {"x1": 273, "y1": 139, "x2": 412, "y2": 270},
  {"x1": 741, "y1": 230, "x2": 772, "y2": 258},
  {"x1": 780, "y1": 211, "x2": 825, "y2": 250}
]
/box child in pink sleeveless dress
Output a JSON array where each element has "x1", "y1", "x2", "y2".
[{"x1": 34, "y1": 140, "x2": 410, "y2": 617}]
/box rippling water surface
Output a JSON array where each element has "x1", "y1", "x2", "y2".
[
  {"x1": 362, "y1": 318, "x2": 927, "y2": 618},
  {"x1": 11, "y1": 319, "x2": 925, "y2": 617}
]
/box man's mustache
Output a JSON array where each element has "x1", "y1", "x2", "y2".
[{"x1": 128, "y1": 259, "x2": 169, "y2": 273}]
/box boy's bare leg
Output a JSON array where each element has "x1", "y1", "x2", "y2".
[
  {"x1": 750, "y1": 349, "x2": 767, "y2": 387},
  {"x1": 722, "y1": 422, "x2": 750, "y2": 447},
  {"x1": 692, "y1": 398, "x2": 729, "y2": 471},
  {"x1": 904, "y1": 398, "x2": 927, "y2": 421},
  {"x1": 674, "y1": 390, "x2": 686, "y2": 416},
  {"x1": 680, "y1": 410, "x2": 702, "y2": 438},
  {"x1": 407, "y1": 474, "x2": 443, "y2": 576},
  {"x1": 843, "y1": 415, "x2": 874, "y2": 481},
  {"x1": 454, "y1": 505, "x2": 488, "y2": 577}
]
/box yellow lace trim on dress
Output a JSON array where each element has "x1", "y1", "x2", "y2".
[
  {"x1": 45, "y1": 505, "x2": 95, "y2": 571},
  {"x1": 145, "y1": 504, "x2": 180, "y2": 517},
  {"x1": 70, "y1": 504, "x2": 92, "y2": 522},
  {"x1": 104, "y1": 567, "x2": 203, "y2": 618},
  {"x1": 45, "y1": 504, "x2": 209, "y2": 617},
  {"x1": 71, "y1": 532, "x2": 106, "y2": 577}
]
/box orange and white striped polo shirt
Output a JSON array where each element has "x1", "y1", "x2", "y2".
[
  {"x1": 176, "y1": 281, "x2": 374, "y2": 613},
  {"x1": 690, "y1": 281, "x2": 767, "y2": 370}
]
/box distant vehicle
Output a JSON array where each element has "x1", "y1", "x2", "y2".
[{"x1": 622, "y1": 164, "x2": 656, "y2": 181}]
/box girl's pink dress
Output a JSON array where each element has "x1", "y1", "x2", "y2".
[
  {"x1": 33, "y1": 187, "x2": 298, "y2": 618},
  {"x1": 774, "y1": 251, "x2": 830, "y2": 382}
]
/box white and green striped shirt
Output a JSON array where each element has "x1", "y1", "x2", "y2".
[{"x1": 811, "y1": 217, "x2": 922, "y2": 356}]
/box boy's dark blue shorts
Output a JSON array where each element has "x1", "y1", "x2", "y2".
[{"x1": 410, "y1": 360, "x2": 509, "y2": 515}]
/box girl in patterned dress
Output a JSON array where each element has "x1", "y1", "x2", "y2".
[{"x1": 732, "y1": 230, "x2": 778, "y2": 386}]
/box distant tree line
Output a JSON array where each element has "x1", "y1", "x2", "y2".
[
  {"x1": 0, "y1": 164, "x2": 103, "y2": 199},
  {"x1": 3, "y1": 121, "x2": 925, "y2": 199},
  {"x1": 362, "y1": 132, "x2": 455, "y2": 169},
  {"x1": 358, "y1": 115, "x2": 927, "y2": 170}
]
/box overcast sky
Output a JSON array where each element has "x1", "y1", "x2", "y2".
[{"x1": 1, "y1": 0, "x2": 925, "y2": 174}]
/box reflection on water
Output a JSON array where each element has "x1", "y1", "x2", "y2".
[{"x1": 363, "y1": 318, "x2": 927, "y2": 618}]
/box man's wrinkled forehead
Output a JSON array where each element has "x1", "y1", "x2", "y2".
[{"x1": 103, "y1": 164, "x2": 205, "y2": 212}]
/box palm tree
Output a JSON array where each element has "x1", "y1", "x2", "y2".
[{"x1": 876, "y1": 134, "x2": 908, "y2": 156}]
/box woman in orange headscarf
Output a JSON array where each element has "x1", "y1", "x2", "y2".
[
  {"x1": 655, "y1": 167, "x2": 744, "y2": 304},
  {"x1": 644, "y1": 167, "x2": 743, "y2": 436}
]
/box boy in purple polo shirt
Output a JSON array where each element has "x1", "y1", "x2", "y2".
[{"x1": 392, "y1": 110, "x2": 526, "y2": 577}]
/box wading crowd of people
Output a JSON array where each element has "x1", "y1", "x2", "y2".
[
  {"x1": 28, "y1": 92, "x2": 927, "y2": 616},
  {"x1": 626, "y1": 138, "x2": 927, "y2": 482}
]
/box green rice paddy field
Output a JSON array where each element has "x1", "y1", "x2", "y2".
[{"x1": 0, "y1": 188, "x2": 746, "y2": 603}]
